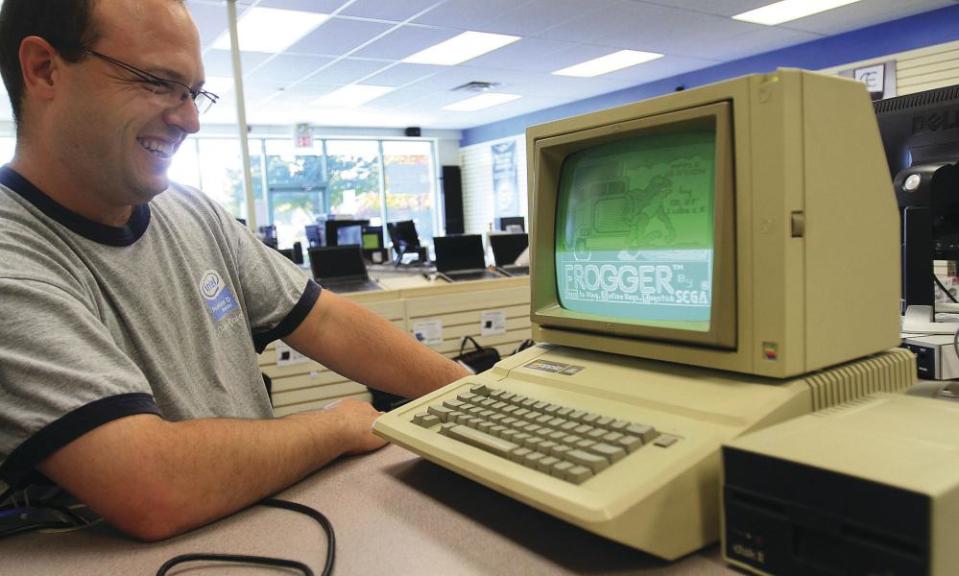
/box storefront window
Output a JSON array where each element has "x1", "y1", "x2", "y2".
[{"x1": 382, "y1": 140, "x2": 436, "y2": 246}]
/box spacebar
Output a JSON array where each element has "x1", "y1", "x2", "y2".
[{"x1": 445, "y1": 425, "x2": 518, "y2": 457}]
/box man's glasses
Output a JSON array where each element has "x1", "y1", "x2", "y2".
[{"x1": 83, "y1": 49, "x2": 219, "y2": 115}]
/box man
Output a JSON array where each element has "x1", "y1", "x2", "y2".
[{"x1": 0, "y1": 0, "x2": 468, "y2": 541}]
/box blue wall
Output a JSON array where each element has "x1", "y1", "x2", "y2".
[{"x1": 461, "y1": 4, "x2": 959, "y2": 147}]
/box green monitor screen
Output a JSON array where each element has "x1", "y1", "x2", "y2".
[
  {"x1": 362, "y1": 232, "x2": 380, "y2": 250},
  {"x1": 555, "y1": 128, "x2": 716, "y2": 333}
]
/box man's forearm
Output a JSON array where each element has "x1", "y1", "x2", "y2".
[
  {"x1": 286, "y1": 290, "x2": 470, "y2": 399},
  {"x1": 39, "y1": 400, "x2": 382, "y2": 541}
]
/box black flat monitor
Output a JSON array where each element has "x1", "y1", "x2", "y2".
[
  {"x1": 325, "y1": 219, "x2": 369, "y2": 247},
  {"x1": 308, "y1": 245, "x2": 368, "y2": 280},
  {"x1": 258, "y1": 224, "x2": 277, "y2": 248},
  {"x1": 433, "y1": 234, "x2": 486, "y2": 273},
  {"x1": 305, "y1": 224, "x2": 323, "y2": 248},
  {"x1": 874, "y1": 84, "x2": 959, "y2": 324},
  {"x1": 488, "y1": 232, "x2": 529, "y2": 266},
  {"x1": 387, "y1": 220, "x2": 421, "y2": 251},
  {"x1": 496, "y1": 216, "x2": 525, "y2": 232}
]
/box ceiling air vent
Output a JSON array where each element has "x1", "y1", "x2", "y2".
[{"x1": 452, "y1": 81, "x2": 501, "y2": 92}]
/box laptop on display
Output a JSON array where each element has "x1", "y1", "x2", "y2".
[
  {"x1": 488, "y1": 232, "x2": 529, "y2": 276},
  {"x1": 308, "y1": 245, "x2": 381, "y2": 293},
  {"x1": 432, "y1": 235, "x2": 504, "y2": 283}
]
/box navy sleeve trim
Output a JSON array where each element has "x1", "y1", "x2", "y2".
[
  {"x1": 252, "y1": 279, "x2": 321, "y2": 353},
  {"x1": 0, "y1": 393, "x2": 161, "y2": 488}
]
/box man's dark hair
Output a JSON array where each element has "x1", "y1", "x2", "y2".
[{"x1": 0, "y1": 0, "x2": 101, "y2": 126}]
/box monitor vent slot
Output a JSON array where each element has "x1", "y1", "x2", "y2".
[
  {"x1": 873, "y1": 84, "x2": 959, "y2": 113},
  {"x1": 804, "y1": 348, "x2": 915, "y2": 411}
]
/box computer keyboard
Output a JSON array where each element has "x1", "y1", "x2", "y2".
[
  {"x1": 411, "y1": 384, "x2": 675, "y2": 485},
  {"x1": 374, "y1": 344, "x2": 915, "y2": 560}
]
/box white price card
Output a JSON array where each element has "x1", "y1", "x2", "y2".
[
  {"x1": 480, "y1": 310, "x2": 507, "y2": 336},
  {"x1": 412, "y1": 319, "x2": 444, "y2": 346}
]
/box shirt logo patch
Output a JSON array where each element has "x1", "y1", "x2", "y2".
[{"x1": 200, "y1": 270, "x2": 238, "y2": 321}]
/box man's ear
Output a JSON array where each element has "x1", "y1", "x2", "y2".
[{"x1": 18, "y1": 35, "x2": 60, "y2": 102}]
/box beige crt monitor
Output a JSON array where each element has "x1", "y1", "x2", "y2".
[
  {"x1": 529, "y1": 68, "x2": 900, "y2": 378},
  {"x1": 374, "y1": 69, "x2": 914, "y2": 560}
]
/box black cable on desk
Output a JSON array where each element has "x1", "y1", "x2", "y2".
[{"x1": 156, "y1": 497, "x2": 335, "y2": 576}]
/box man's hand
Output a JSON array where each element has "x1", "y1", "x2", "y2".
[{"x1": 289, "y1": 398, "x2": 387, "y2": 455}]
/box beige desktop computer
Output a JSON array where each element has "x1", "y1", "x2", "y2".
[{"x1": 374, "y1": 69, "x2": 915, "y2": 560}]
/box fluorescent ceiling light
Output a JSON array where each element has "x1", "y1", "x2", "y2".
[
  {"x1": 403, "y1": 31, "x2": 521, "y2": 66},
  {"x1": 733, "y1": 0, "x2": 863, "y2": 25},
  {"x1": 552, "y1": 50, "x2": 663, "y2": 77},
  {"x1": 312, "y1": 85, "x2": 395, "y2": 108},
  {"x1": 443, "y1": 93, "x2": 521, "y2": 112},
  {"x1": 213, "y1": 8, "x2": 329, "y2": 53}
]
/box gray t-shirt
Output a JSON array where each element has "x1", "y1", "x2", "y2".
[{"x1": 0, "y1": 166, "x2": 319, "y2": 490}]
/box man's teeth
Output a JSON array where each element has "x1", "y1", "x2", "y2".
[{"x1": 138, "y1": 139, "x2": 173, "y2": 157}]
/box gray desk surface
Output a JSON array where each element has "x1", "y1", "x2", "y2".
[{"x1": 0, "y1": 445, "x2": 737, "y2": 575}]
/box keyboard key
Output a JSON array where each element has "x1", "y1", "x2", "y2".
[
  {"x1": 470, "y1": 384, "x2": 489, "y2": 396},
  {"x1": 428, "y1": 405, "x2": 453, "y2": 421},
  {"x1": 443, "y1": 399, "x2": 465, "y2": 410},
  {"x1": 609, "y1": 419, "x2": 630, "y2": 431},
  {"x1": 552, "y1": 460, "x2": 574, "y2": 479},
  {"x1": 626, "y1": 424, "x2": 658, "y2": 443},
  {"x1": 653, "y1": 434, "x2": 680, "y2": 448},
  {"x1": 438, "y1": 423, "x2": 457, "y2": 435},
  {"x1": 575, "y1": 439, "x2": 596, "y2": 450},
  {"x1": 595, "y1": 417, "x2": 615, "y2": 428},
  {"x1": 588, "y1": 443, "x2": 627, "y2": 463},
  {"x1": 458, "y1": 392, "x2": 477, "y2": 403},
  {"x1": 548, "y1": 418, "x2": 567, "y2": 427},
  {"x1": 445, "y1": 425, "x2": 519, "y2": 458},
  {"x1": 523, "y1": 451, "x2": 546, "y2": 468},
  {"x1": 415, "y1": 413, "x2": 440, "y2": 428},
  {"x1": 566, "y1": 450, "x2": 610, "y2": 473},
  {"x1": 510, "y1": 447, "x2": 531, "y2": 463},
  {"x1": 538, "y1": 456, "x2": 560, "y2": 472},
  {"x1": 574, "y1": 424, "x2": 593, "y2": 435},
  {"x1": 602, "y1": 432, "x2": 623, "y2": 443},
  {"x1": 569, "y1": 410, "x2": 587, "y2": 421},
  {"x1": 556, "y1": 407, "x2": 574, "y2": 417},
  {"x1": 581, "y1": 413, "x2": 600, "y2": 424},
  {"x1": 489, "y1": 389, "x2": 505, "y2": 399},
  {"x1": 567, "y1": 465, "x2": 594, "y2": 484},
  {"x1": 587, "y1": 428, "x2": 607, "y2": 439},
  {"x1": 543, "y1": 404, "x2": 562, "y2": 414},
  {"x1": 616, "y1": 435, "x2": 642, "y2": 453}
]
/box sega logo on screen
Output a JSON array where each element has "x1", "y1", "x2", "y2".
[{"x1": 200, "y1": 270, "x2": 225, "y2": 300}]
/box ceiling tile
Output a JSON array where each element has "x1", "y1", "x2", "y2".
[
  {"x1": 779, "y1": 0, "x2": 958, "y2": 35},
  {"x1": 411, "y1": 0, "x2": 535, "y2": 29},
  {"x1": 201, "y1": 49, "x2": 274, "y2": 78},
  {"x1": 338, "y1": 0, "x2": 449, "y2": 22},
  {"x1": 255, "y1": 0, "x2": 344, "y2": 13},
  {"x1": 362, "y1": 63, "x2": 448, "y2": 87},
  {"x1": 463, "y1": 38, "x2": 582, "y2": 72},
  {"x1": 349, "y1": 25, "x2": 461, "y2": 60},
  {"x1": 482, "y1": 0, "x2": 611, "y2": 36},
  {"x1": 294, "y1": 58, "x2": 395, "y2": 87},
  {"x1": 284, "y1": 17, "x2": 396, "y2": 56},
  {"x1": 245, "y1": 54, "x2": 338, "y2": 86}
]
